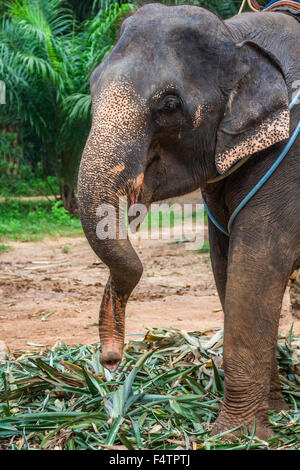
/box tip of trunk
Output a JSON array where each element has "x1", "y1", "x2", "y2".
[{"x1": 100, "y1": 350, "x2": 122, "y2": 372}]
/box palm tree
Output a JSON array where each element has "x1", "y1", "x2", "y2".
[
  {"x1": 0, "y1": 0, "x2": 248, "y2": 211},
  {"x1": 0, "y1": 0, "x2": 134, "y2": 212}
]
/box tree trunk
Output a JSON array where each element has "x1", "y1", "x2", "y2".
[{"x1": 61, "y1": 182, "x2": 78, "y2": 216}]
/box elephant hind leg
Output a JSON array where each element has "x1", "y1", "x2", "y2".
[
  {"x1": 268, "y1": 353, "x2": 289, "y2": 412},
  {"x1": 289, "y1": 269, "x2": 300, "y2": 319},
  {"x1": 269, "y1": 267, "x2": 300, "y2": 409}
]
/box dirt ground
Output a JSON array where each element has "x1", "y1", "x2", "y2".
[{"x1": 1, "y1": 227, "x2": 299, "y2": 351}]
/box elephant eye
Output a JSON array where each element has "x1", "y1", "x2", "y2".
[
  {"x1": 160, "y1": 95, "x2": 182, "y2": 113},
  {"x1": 152, "y1": 93, "x2": 184, "y2": 127}
]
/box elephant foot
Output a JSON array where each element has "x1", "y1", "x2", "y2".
[
  {"x1": 291, "y1": 306, "x2": 300, "y2": 320},
  {"x1": 268, "y1": 396, "x2": 289, "y2": 412},
  {"x1": 269, "y1": 359, "x2": 289, "y2": 411},
  {"x1": 211, "y1": 410, "x2": 274, "y2": 442}
]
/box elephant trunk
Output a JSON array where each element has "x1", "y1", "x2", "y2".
[{"x1": 78, "y1": 80, "x2": 148, "y2": 371}]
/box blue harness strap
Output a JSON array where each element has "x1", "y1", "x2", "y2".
[
  {"x1": 263, "y1": 0, "x2": 300, "y2": 20},
  {"x1": 203, "y1": 90, "x2": 300, "y2": 237},
  {"x1": 263, "y1": 0, "x2": 300, "y2": 8},
  {"x1": 245, "y1": 1, "x2": 300, "y2": 21}
]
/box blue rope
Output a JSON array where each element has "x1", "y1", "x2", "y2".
[
  {"x1": 263, "y1": 0, "x2": 300, "y2": 9},
  {"x1": 290, "y1": 90, "x2": 300, "y2": 109},
  {"x1": 202, "y1": 197, "x2": 230, "y2": 237},
  {"x1": 228, "y1": 119, "x2": 300, "y2": 232},
  {"x1": 204, "y1": 90, "x2": 300, "y2": 237},
  {"x1": 263, "y1": 0, "x2": 285, "y2": 8}
]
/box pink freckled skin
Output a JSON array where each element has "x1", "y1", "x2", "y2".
[
  {"x1": 216, "y1": 110, "x2": 290, "y2": 174},
  {"x1": 129, "y1": 173, "x2": 144, "y2": 206}
]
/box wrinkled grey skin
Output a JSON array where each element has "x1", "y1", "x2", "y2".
[{"x1": 78, "y1": 5, "x2": 300, "y2": 440}]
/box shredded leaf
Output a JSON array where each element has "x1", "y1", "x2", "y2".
[{"x1": 0, "y1": 327, "x2": 299, "y2": 450}]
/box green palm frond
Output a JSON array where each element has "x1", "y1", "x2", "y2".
[
  {"x1": 62, "y1": 93, "x2": 92, "y2": 123},
  {"x1": 8, "y1": 0, "x2": 74, "y2": 37},
  {"x1": 0, "y1": 0, "x2": 246, "y2": 211},
  {"x1": 86, "y1": 2, "x2": 136, "y2": 71},
  {"x1": 158, "y1": 0, "x2": 242, "y2": 18}
]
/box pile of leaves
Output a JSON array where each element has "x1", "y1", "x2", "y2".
[{"x1": 0, "y1": 326, "x2": 299, "y2": 450}]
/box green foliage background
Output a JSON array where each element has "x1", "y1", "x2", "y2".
[{"x1": 0, "y1": 0, "x2": 248, "y2": 210}]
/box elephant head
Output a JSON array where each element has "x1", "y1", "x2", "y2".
[{"x1": 78, "y1": 4, "x2": 290, "y2": 370}]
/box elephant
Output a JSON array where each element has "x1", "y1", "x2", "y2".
[{"x1": 78, "y1": 4, "x2": 300, "y2": 440}]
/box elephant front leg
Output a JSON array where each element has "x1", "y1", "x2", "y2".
[
  {"x1": 208, "y1": 219, "x2": 229, "y2": 311},
  {"x1": 212, "y1": 235, "x2": 292, "y2": 441},
  {"x1": 290, "y1": 269, "x2": 300, "y2": 319}
]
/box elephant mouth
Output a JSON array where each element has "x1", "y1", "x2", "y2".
[
  {"x1": 128, "y1": 150, "x2": 162, "y2": 216},
  {"x1": 127, "y1": 184, "x2": 151, "y2": 232},
  {"x1": 145, "y1": 151, "x2": 161, "y2": 172}
]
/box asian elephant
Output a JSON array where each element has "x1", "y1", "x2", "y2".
[{"x1": 78, "y1": 4, "x2": 300, "y2": 439}]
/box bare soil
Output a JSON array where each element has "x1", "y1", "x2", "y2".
[{"x1": 1, "y1": 232, "x2": 299, "y2": 351}]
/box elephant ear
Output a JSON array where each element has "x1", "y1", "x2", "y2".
[{"x1": 215, "y1": 43, "x2": 290, "y2": 175}]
